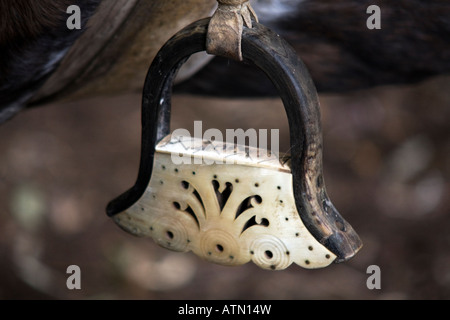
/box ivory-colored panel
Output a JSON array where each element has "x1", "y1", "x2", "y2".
[{"x1": 113, "y1": 135, "x2": 336, "y2": 270}]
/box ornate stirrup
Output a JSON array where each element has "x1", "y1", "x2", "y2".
[{"x1": 106, "y1": 17, "x2": 362, "y2": 270}]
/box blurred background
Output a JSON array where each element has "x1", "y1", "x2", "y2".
[{"x1": 0, "y1": 72, "x2": 449, "y2": 300}]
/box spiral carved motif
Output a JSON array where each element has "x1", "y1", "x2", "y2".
[
  {"x1": 151, "y1": 216, "x2": 190, "y2": 252},
  {"x1": 199, "y1": 229, "x2": 241, "y2": 265},
  {"x1": 250, "y1": 235, "x2": 291, "y2": 270}
]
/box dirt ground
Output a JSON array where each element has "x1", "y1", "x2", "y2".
[{"x1": 0, "y1": 74, "x2": 449, "y2": 300}]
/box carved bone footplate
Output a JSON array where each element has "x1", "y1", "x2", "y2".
[{"x1": 113, "y1": 135, "x2": 336, "y2": 270}]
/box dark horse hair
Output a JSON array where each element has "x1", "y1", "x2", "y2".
[
  {"x1": 0, "y1": 0, "x2": 100, "y2": 122},
  {"x1": 175, "y1": 0, "x2": 450, "y2": 97}
]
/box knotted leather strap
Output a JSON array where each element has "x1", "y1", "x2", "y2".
[{"x1": 206, "y1": 0, "x2": 258, "y2": 61}]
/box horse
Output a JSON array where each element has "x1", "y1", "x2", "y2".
[{"x1": 1, "y1": 0, "x2": 449, "y2": 123}]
